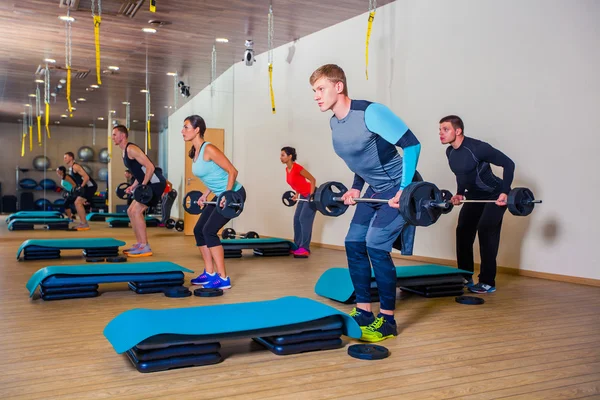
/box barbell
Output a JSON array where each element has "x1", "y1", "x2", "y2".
[
  {"x1": 288, "y1": 180, "x2": 541, "y2": 227},
  {"x1": 182, "y1": 190, "x2": 245, "y2": 219},
  {"x1": 221, "y1": 228, "x2": 260, "y2": 240}
]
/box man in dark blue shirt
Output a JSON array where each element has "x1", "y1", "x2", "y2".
[{"x1": 439, "y1": 115, "x2": 515, "y2": 294}]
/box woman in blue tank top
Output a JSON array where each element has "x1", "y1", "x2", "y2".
[{"x1": 183, "y1": 115, "x2": 246, "y2": 290}]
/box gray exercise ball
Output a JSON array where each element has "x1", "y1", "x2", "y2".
[
  {"x1": 98, "y1": 167, "x2": 109, "y2": 182},
  {"x1": 81, "y1": 164, "x2": 93, "y2": 177},
  {"x1": 32, "y1": 155, "x2": 51, "y2": 171},
  {"x1": 78, "y1": 146, "x2": 95, "y2": 161},
  {"x1": 98, "y1": 148, "x2": 110, "y2": 163}
]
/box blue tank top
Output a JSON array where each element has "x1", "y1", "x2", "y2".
[{"x1": 192, "y1": 142, "x2": 242, "y2": 196}]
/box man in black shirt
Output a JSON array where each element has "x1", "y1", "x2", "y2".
[{"x1": 439, "y1": 115, "x2": 515, "y2": 294}]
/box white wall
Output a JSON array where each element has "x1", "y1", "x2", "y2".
[{"x1": 167, "y1": 0, "x2": 600, "y2": 280}]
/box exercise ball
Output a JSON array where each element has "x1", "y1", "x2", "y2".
[
  {"x1": 35, "y1": 198, "x2": 53, "y2": 211},
  {"x1": 98, "y1": 167, "x2": 108, "y2": 182},
  {"x1": 98, "y1": 148, "x2": 110, "y2": 163},
  {"x1": 53, "y1": 198, "x2": 66, "y2": 206},
  {"x1": 81, "y1": 164, "x2": 93, "y2": 177},
  {"x1": 78, "y1": 146, "x2": 95, "y2": 161},
  {"x1": 39, "y1": 178, "x2": 57, "y2": 190},
  {"x1": 32, "y1": 155, "x2": 50, "y2": 171},
  {"x1": 19, "y1": 178, "x2": 38, "y2": 190}
]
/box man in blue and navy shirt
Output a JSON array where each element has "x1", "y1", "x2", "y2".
[{"x1": 310, "y1": 64, "x2": 421, "y2": 342}]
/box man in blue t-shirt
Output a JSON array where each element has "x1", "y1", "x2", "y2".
[{"x1": 310, "y1": 64, "x2": 421, "y2": 342}]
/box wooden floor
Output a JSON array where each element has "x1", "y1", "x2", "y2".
[{"x1": 0, "y1": 219, "x2": 599, "y2": 400}]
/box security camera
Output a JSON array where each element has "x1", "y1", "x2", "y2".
[
  {"x1": 178, "y1": 81, "x2": 190, "y2": 98},
  {"x1": 243, "y1": 39, "x2": 255, "y2": 66}
]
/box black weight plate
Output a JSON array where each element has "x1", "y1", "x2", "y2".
[
  {"x1": 105, "y1": 256, "x2": 127, "y2": 263},
  {"x1": 133, "y1": 185, "x2": 153, "y2": 205},
  {"x1": 455, "y1": 295, "x2": 485, "y2": 305},
  {"x1": 164, "y1": 286, "x2": 192, "y2": 298},
  {"x1": 348, "y1": 344, "x2": 390, "y2": 360},
  {"x1": 165, "y1": 219, "x2": 176, "y2": 229},
  {"x1": 183, "y1": 191, "x2": 204, "y2": 215},
  {"x1": 245, "y1": 231, "x2": 259, "y2": 239},
  {"x1": 193, "y1": 288, "x2": 224, "y2": 297},
  {"x1": 216, "y1": 191, "x2": 244, "y2": 219},
  {"x1": 175, "y1": 220, "x2": 184, "y2": 231},
  {"x1": 115, "y1": 182, "x2": 130, "y2": 200},
  {"x1": 507, "y1": 187, "x2": 535, "y2": 217},
  {"x1": 399, "y1": 181, "x2": 443, "y2": 227},
  {"x1": 86, "y1": 257, "x2": 105, "y2": 263},
  {"x1": 313, "y1": 181, "x2": 349, "y2": 217},
  {"x1": 222, "y1": 228, "x2": 236, "y2": 240},
  {"x1": 282, "y1": 191, "x2": 297, "y2": 207}
]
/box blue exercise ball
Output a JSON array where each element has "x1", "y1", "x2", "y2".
[
  {"x1": 99, "y1": 148, "x2": 110, "y2": 163},
  {"x1": 78, "y1": 146, "x2": 95, "y2": 161},
  {"x1": 98, "y1": 167, "x2": 108, "y2": 182},
  {"x1": 53, "y1": 198, "x2": 66, "y2": 206},
  {"x1": 35, "y1": 198, "x2": 53, "y2": 211},
  {"x1": 19, "y1": 178, "x2": 38, "y2": 190},
  {"x1": 33, "y1": 155, "x2": 51, "y2": 171},
  {"x1": 39, "y1": 178, "x2": 57, "y2": 190}
]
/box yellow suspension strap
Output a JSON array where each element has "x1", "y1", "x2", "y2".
[
  {"x1": 150, "y1": 0, "x2": 156, "y2": 12},
  {"x1": 267, "y1": 5, "x2": 276, "y2": 114},
  {"x1": 365, "y1": 0, "x2": 377, "y2": 80},
  {"x1": 35, "y1": 85, "x2": 42, "y2": 146},
  {"x1": 147, "y1": 119, "x2": 152, "y2": 150},
  {"x1": 21, "y1": 117, "x2": 26, "y2": 157},
  {"x1": 92, "y1": 0, "x2": 102, "y2": 85},
  {"x1": 65, "y1": 6, "x2": 74, "y2": 117},
  {"x1": 28, "y1": 104, "x2": 33, "y2": 152},
  {"x1": 44, "y1": 65, "x2": 51, "y2": 139}
]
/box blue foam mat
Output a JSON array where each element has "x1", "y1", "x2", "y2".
[{"x1": 104, "y1": 296, "x2": 362, "y2": 353}]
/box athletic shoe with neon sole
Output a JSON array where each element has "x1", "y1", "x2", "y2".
[
  {"x1": 123, "y1": 243, "x2": 141, "y2": 254},
  {"x1": 191, "y1": 270, "x2": 216, "y2": 285},
  {"x1": 349, "y1": 307, "x2": 376, "y2": 327},
  {"x1": 127, "y1": 244, "x2": 153, "y2": 258},
  {"x1": 360, "y1": 316, "x2": 398, "y2": 343}
]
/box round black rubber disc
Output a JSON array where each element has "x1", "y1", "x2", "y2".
[
  {"x1": 455, "y1": 295, "x2": 485, "y2": 305},
  {"x1": 194, "y1": 288, "x2": 224, "y2": 297},
  {"x1": 348, "y1": 344, "x2": 390, "y2": 360},
  {"x1": 105, "y1": 256, "x2": 127, "y2": 263},
  {"x1": 164, "y1": 286, "x2": 192, "y2": 298},
  {"x1": 85, "y1": 257, "x2": 105, "y2": 263}
]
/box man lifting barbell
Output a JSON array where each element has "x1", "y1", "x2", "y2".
[
  {"x1": 112, "y1": 125, "x2": 166, "y2": 257},
  {"x1": 440, "y1": 115, "x2": 517, "y2": 294},
  {"x1": 310, "y1": 64, "x2": 421, "y2": 343}
]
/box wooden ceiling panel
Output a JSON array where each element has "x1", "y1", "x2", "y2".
[{"x1": 0, "y1": 0, "x2": 393, "y2": 131}]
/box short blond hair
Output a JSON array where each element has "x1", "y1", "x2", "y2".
[{"x1": 309, "y1": 64, "x2": 348, "y2": 96}]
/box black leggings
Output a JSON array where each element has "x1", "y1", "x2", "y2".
[
  {"x1": 194, "y1": 187, "x2": 246, "y2": 248},
  {"x1": 456, "y1": 202, "x2": 506, "y2": 286}
]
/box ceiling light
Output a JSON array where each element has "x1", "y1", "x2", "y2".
[
  {"x1": 166, "y1": 72, "x2": 177, "y2": 76},
  {"x1": 148, "y1": 113, "x2": 154, "y2": 117},
  {"x1": 24, "y1": 104, "x2": 31, "y2": 107},
  {"x1": 97, "y1": 117, "x2": 105, "y2": 120},
  {"x1": 57, "y1": 84, "x2": 63, "y2": 89},
  {"x1": 216, "y1": 38, "x2": 229, "y2": 43},
  {"x1": 110, "y1": 110, "x2": 116, "y2": 114},
  {"x1": 59, "y1": 79, "x2": 66, "y2": 84},
  {"x1": 58, "y1": 16, "x2": 75, "y2": 22},
  {"x1": 122, "y1": 101, "x2": 130, "y2": 105},
  {"x1": 20, "y1": 112, "x2": 26, "y2": 115},
  {"x1": 108, "y1": 66, "x2": 119, "y2": 71},
  {"x1": 51, "y1": 93, "x2": 57, "y2": 97},
  {"x1": 44, "y1": 58, "x2": 56, "y2": 63},
  {"x1": 142, "y1": 28, "x2": 157, "y2": 33},
  {"x1": 77, "y1": 98, "x2": 86, "y2": 102},
  {"x1": 133, "y1": 120, "x2": 139, "y2": 123},
  {"x1": 61, "y1": 114, "x2": 68, "y2": 118},
  {"x1": 90, "y1": 84, "x2": 99, "y2": 89},
  {"x1": 55, "y1": 121, "x2": 60, "y2": 124},
  {"x1": 35, "y1": 79, "x2": 44, "y2": 83},
  {"x1": 164, "y1": 106, "x2": 169, "y2": 108},
  {"x1": 140, "y1": 89, "x2": 149, "y2": 93},
  {"x1": 28, "y1": 94, "x2": 36, "y2": 98}
]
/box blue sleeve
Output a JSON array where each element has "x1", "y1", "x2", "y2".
[{"x1": 364, "y1": 103, "x2": 421, "y2": 189}]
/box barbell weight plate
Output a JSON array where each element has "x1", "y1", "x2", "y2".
[
  {"x1": 222, "y1": 228, "x2": 236, "y2": 240},
  {"x1": 165, "y1": 219, "x2": 176, "y2": 229},
  {"x1": 245, "y1": 231, "x2": 260, "y2": 239},
  {"x1": 115, "y1": 182, "x2": 130, "y2": 200},
  {"x1": 183, "y1": 191, "x2": 204, "y2": 215},
  {"x1": 132, "y1": 185, "x2": 153, "y2": 205},
  {"x1": 507, "y1": 187, "x2": 536, "y2": 217},
  {"x1": 313, "y1": 181, "x2": 349, "y2": 217},
  {"x1": 440, "y1": 189, "x2": 454, "y2": 215},
  {"x1": 282, "y1": 190, "x2": 297, "y2": 207},
  {"x1": 175, "y1": 220, "x2": 185, "y2": 231},
  {"x1": 399, "y1": 181, "x2": 444, "y2": 227},
  {"x1": 216, "y1": 190, "x2": 244, "y2": 219}
]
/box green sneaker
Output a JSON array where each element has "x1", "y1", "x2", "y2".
[
  {"x1": 360, "y1": 316, "x2": 398, "y2": 343},
  {"x1": 349, "y1": 307, "x2": 376, "y2": 327}
]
